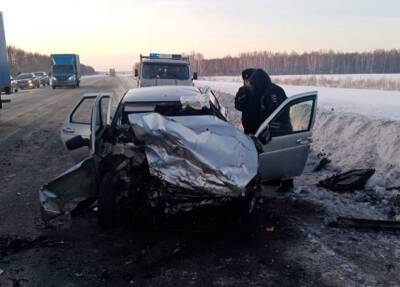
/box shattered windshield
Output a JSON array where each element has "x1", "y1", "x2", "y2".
[
  {"x1": 123, "y1": 102, "x2": 215, "y2": 122},
  {"x1": 122, "y1": 101, "x2": 221, "y2": 125},
  {"x1": 142, "y1": 63, "x2": 190, "y2": 80}
]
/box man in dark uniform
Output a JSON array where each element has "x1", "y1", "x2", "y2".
[
  {"x1": 248, "y1": 69, "x2": 292, "y2": 134},
  {"x1": 248, "y1": 69, "x2": 288, "y2": 123},
  {"x1": 249, "y1": 69, "x2": 293, "y2": 191},
  {"x1": 234, "y1": 68, "x2": 259, "y2": 134}
]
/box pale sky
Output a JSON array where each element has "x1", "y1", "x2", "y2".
[{"x1": 2, "y1": 0, "x2": 400, "y2": 70}]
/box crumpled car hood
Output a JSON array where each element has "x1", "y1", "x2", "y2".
[{"x1": 129, "y1": 113, "x2": 258, "y2": 196}]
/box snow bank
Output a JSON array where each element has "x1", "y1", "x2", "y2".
[
  {"x1": 196, "y1": 80, "x2": 400, "y2": 188},
  {"x1": 313, "y1": 111, "x2": 400, "y2": 187}
]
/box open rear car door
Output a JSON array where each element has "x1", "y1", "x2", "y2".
[{"x1": 255, "y1": 91, "x2": 318, "y2": 182}]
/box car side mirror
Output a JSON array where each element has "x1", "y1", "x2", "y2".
[
  {"x1": 258, "y1": 126, "x2": 271, "y2": 145},
  {"x1": 65, "y1": 135, "x2": 90, "y2": 150},
  {"x1": 134, "y1": 69, "x2": 138, "y2": 77},
  {"x1": 193, "y1": 72, "x2": 198, "y2": 80}
]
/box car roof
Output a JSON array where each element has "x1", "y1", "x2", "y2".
[
  {"x1": 18, "y1": 73, "x2": 34, "y2": 76},
  {"x1": 122, "y1": 86, "x2": 201, "y2": 103}
]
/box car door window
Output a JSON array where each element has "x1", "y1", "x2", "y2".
[
  {"x1": 100, "y1": 97, "x2": 109, "y2": 126},
  {"x1": 93, "y1": 106, "x2": 102, "y2": 133},
  {"x1": 269, "y1": 99, "x2": 314, "y2": 137},
  {"x1": 70, "y1": 97, "x2": 96, "y2": 124},
  {"x1": 92, "y1": 96, "x2": 111, "y2": 133}
]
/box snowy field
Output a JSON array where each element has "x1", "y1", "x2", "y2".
[
  {"x1": 202, "y1": 74, "x2": 400, "y2": 82},
  {"x1": 201, "y1": 74, "x2": 400, "y2": 91},
  {"x1": 194, "y1": 79, "x2": 400, "y2": 188},
  {"x1": 195, "y1": 79, "x2": 400, "y2": 121}
]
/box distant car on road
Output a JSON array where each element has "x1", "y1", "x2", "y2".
[
  {"x1": 15, "y1": 73, "x2": 40, "y2": 89},
  {"x1": 33, "y1": 72, "x2": 49, "y2": 86}
]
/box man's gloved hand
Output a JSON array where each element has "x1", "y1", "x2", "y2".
[
  {"x1": 235, "y1": 86, "x2": 251, "y2": 111},
  {"x1": 237, "y1": 93, "x2": 247, "y2": 103}
]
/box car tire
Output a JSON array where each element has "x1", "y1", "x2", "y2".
[
  {"x1": 4, "y1": 86, "x2": 11, "y2": 95},
  {"x1": 238, "y1": 179, "x2": 262, "y2": 237},
  {"x1": 98, "y1": 172, "x2": 122, "y2": 229},
  {"x1": 52, "y1": 85, "x2": 56, "y2": 89}
]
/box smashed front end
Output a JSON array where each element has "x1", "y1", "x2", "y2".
[
  {"x1": 39, "y1": 112, "x2": 259, "y2": 220},
  {"x1": 128, "y1": 113, "x2": 259, "y2": 214}
]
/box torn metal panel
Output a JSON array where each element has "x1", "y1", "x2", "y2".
[
  {"x1": 129, "y1": 113, "x2": 258, "y2": 196},
  {"x1": 39, "y1": 157, "x2": 96, "y2": 220},
  {"x1": 111, "y1": 143, "x2": 146, "y2": 167}
]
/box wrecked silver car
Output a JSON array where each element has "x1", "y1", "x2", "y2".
[{"x1": 39, "y1": 86, "x2": 318, "y2": 227}]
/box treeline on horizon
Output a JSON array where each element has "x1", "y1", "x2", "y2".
[
  {"x1": 7, "y1": 46, "x2": 96, "y2": 76},
  {"x1": 187, "y1": 49, "x2": 400, "y2": 76}
]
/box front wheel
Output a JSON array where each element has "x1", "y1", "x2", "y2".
[
  {"x1": 98, "y1": 172, "x2": 122, "y2": 228},
  {"x1": 4, "y1": 87, "x2": 11, "y2": 95}
]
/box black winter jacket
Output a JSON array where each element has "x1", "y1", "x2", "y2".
[
  {"x1": 259, "y1": 83, "x2": 287, "y2": 123},
  {"x1": 234, "y1": 86, "x2": 260, "y2": 134}
]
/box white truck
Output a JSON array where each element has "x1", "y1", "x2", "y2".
[{"x1": 134, "y1": 53, "x2": 197, "y2": 87}]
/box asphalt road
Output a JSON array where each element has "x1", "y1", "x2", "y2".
[{"x1": 0, "y1": 76, "x2": 399, "y2": 287}]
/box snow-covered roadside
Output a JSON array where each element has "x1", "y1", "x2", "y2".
[
  {"x1": 313, "y1": 111, "x2": 400, "y2": 187},
  {"x1": 81, "y1": 74, "x2": 107, "y2": 79},
  {"x1": 195, "y1": 80, "x2": 400, "y2": 188}
]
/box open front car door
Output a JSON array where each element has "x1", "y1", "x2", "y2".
[
  {"x1": 61, "y1": 93, "x2": 98, "y2": 145},
  {"x1": 255, "y1": 91, "x2": 318, "y2": 182},
  {"x1": 40, "y1": 93, "x2": 113, "y2": 220}
]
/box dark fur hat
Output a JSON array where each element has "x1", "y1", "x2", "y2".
[
  {"x1": 242, "y1": 68, "x2": 256, "y2": 80},
  {"x1": 249, "y1": 69, "x2": 271, "y2": 92}
]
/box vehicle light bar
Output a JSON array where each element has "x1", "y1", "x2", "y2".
[{"x1": 149, "y1": 53, "x2": 182, "y2": 60}]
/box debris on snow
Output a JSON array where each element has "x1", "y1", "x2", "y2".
[
  {"x1": 313, "y1": 158, "x2": 331, "y2": 172},
  {"x1": 319, "y1": 169, "x2": 375, "y2": 193}
]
